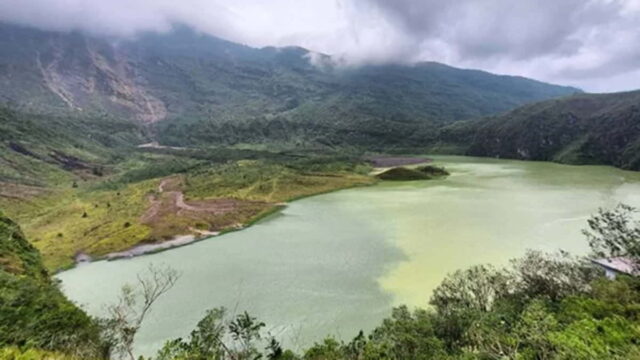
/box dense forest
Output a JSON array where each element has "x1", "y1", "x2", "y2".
[{"x1": 439, "y1": 91, "x2": 640, "y2": 171}]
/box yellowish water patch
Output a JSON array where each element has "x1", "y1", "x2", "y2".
[{"x1": 377, "y1": 156, "x2": 640, "y2": 307}]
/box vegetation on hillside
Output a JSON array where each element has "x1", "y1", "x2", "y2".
[
  {"x1": 439, "y1": 91, "x2": 640, "y2": 170},
  {"x1": 2, "y1": 16, "x2": 640, "y2": 360},
  {"x1": 0, "y1": 141, "x2": 375, "y2": 270},
  {"x1": 0, "y1": 212, "x2": 107, "y2": 358},
  {"x1": 0, "y1": 23, "x2": 579, "y2": 151},
  {"x1": 0, "y1": 106, "x2": 147, "y2": 187}
]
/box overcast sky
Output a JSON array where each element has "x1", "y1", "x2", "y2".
[{"x1": 1, "y1": 0, "x2": 639, "y2": 92}]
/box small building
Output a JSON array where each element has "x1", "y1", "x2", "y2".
[{"x1": 591, "y1": 257, "x2": 639, "y2": 279}]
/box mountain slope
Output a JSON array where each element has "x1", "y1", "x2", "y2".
[
  {"x1": 0, "y1": 211, "x2": 105, "y2": 357},
  {"x1": 440, "y1": 91, "x2": 640, "y2": 170},
  {"x1": 0, "y1": 23, "x2": 580, "y2": 149},
  {"x1": 0, "y1": 106, "x2": 147, "y2": 186}
]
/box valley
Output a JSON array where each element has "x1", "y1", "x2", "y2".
[
  {"x1": 57, "y1": 156, "x2": 640, "y2": 356},
  {"x1": 0, "y1": 145, "x2": 374, "y2": 270},
  {"x1": 1, "y1": 16, "x2": 640, "y2": 360}
]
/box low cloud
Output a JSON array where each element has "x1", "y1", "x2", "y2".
[{"x1": 1, "y1": 0, "x2": 639, "y2": 92}]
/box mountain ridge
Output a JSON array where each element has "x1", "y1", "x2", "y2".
[{"x1": 0, "y1": 22, "x2": 579, "y2": 146}]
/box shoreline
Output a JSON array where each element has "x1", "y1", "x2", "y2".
[
  {"x1": 66, "y1": 156, "x2": 430, "y2": 268},
  {"x1": 73, "y1": 204, "x2": 289, "y2": 266},
  {"x1": 70, "y1": 180, "x2": 377, "y2": 267}
]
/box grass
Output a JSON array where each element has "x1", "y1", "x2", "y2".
[
  {"x1": 184, "y1": 161, "x2": 374, "y2": 203},
  {"x1": 1, "y1": 155, "x2": 376, "y2": 271},
  {"x1": 0, "y1": 347, "x2": 87, "y2": 360},
  {"x1": 1, "y1": 180, "x2": 156, "y2": 270}
]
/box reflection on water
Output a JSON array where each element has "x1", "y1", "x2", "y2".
[{"x1": 57, "y1": 156, "x2": 640, "y2": 357}]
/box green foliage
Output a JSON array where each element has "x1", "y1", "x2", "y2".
[
  {"x1": 184, "y1": 159, "x2": 373, "y2": 203},
  {"x1": 449, "y1": 90, "x2": 640, "y2": 170},
  {"x1": 366, "y1": 306, "x2": 447, "y2": 360},
  {"x1": 0, "y1": 213, "x2": 106, "y2": 358},
  {"x1": 154, "y1": 307, "x2": 282, "y2": 360},
  {"x1": 0, "y1": 211, "x2": 47, "y2": 278},
  {"x1": 509, "y1": 250, "x2": 599, "y2": 302},
  {"x1": 0, "y1": 23, "x2": 578, "y2": 155},
  {"x1": 0, "y1": 347, "x2": 88, "y2": 360},
  {"x1": 293, "y1": 243, "x2": 639, "y2": 360},
  {"x1": 0, "y1": 106, "x2": 146, "y2": 186}
]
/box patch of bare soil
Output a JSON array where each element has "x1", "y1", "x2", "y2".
[
  {"x1": 364, "y1": 155, "x2": 432, "y2": 167},
  {"x1": 140, "y1": 176, "x2": 271, "y2": 239}
]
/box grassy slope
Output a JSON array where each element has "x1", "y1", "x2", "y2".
[
  {"x1": 2, "y1": 181, "x2": 156, "y2": 270},
  {"x1": 185, "y1": 160, "x2": 373, "y2": 202},
  {"x1": 0, "y1": 212, "x2": 104, "y2": 357},
  {"x1": 1, "y1": 149, "x2": 375, "y2": 270},
  {"x1": 0, "y1": 106, "x2": 146, "y2": 186}
]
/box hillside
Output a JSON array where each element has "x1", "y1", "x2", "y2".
[
  {"x1": 0, "y1": 211, "x2": 105, "y2": 357},
  {"x1": 439, "y1": 91, "x2": 640, "y2": 170},
  {"x1": 0, "y1": 23, "x2": 579, "y2": 149},
  {"x1": 0, "y1": 106, "x2": 147, "y2": 186}
]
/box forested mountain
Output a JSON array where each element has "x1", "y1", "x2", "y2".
[
  {"x1": 440, "y1": 91, "x2": 640, "y2": 170},
  {"x1": 0, "y1": 23, "x2": 579, "y2": 149}
]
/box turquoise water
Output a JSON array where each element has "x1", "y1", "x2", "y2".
[{"x1": 57, "y1": 156, "x2": 640, "y2": 356}]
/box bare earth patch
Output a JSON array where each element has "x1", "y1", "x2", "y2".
[
  {"x1": 140, "y1": 176, "x2": 272, "y2": 242},
  {"x1": 364, "y1": 156, "x2": 432, "y2": 167}
]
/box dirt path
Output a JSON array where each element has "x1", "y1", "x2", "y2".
[{"x1": 141, "y1": 177, "x2": 262, "y2": 224}]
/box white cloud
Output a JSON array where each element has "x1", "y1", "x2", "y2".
[{"x1": 1, "y1": 0, "x2": 639, "y2": 92}]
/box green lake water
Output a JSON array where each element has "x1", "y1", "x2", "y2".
[{"x1": 57, "y1": 156, "x2": 640, "y2": 356}]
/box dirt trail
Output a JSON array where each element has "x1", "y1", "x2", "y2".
[{"x1": 141, "y1": 177, "x2": 264, "y2": 224}]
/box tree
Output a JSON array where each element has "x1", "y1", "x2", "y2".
[
  {"x1": 103, "y1": 264, "x2": 180, "y2": 360},
  {"x1": 156, "y1": 307, "x2": 283, "y2": 360},
  {"x1": 367, "y1": 306, "x2": 446, "y2": 360},
  {"x1": 429, "y1": 265, "x2": 510, "y2": 351},
  {"x1": 430, "y1": 265, "x2": 510, "y2": 315},
  {"x1": 510, "y1": 250, "x2": 599, "y2": 302},
  {"x1": 584, "y1": 204, "x2": 640, "y2": 263}
]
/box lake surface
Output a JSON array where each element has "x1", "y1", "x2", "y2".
[{"x1": 57, "y1": 156, "x2": 640, "y2": 357}]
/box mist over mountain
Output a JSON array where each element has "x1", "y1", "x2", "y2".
[
  {"x1": 0, "y1": 22, "x2": 579, "y2": 150},
  {"x1": 2, "y1": 6, "x2": 640, "y2": 360}
]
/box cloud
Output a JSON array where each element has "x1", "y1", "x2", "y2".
[{"x1": 0, "y1": 0, "x2": 639, "y2": 92}]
